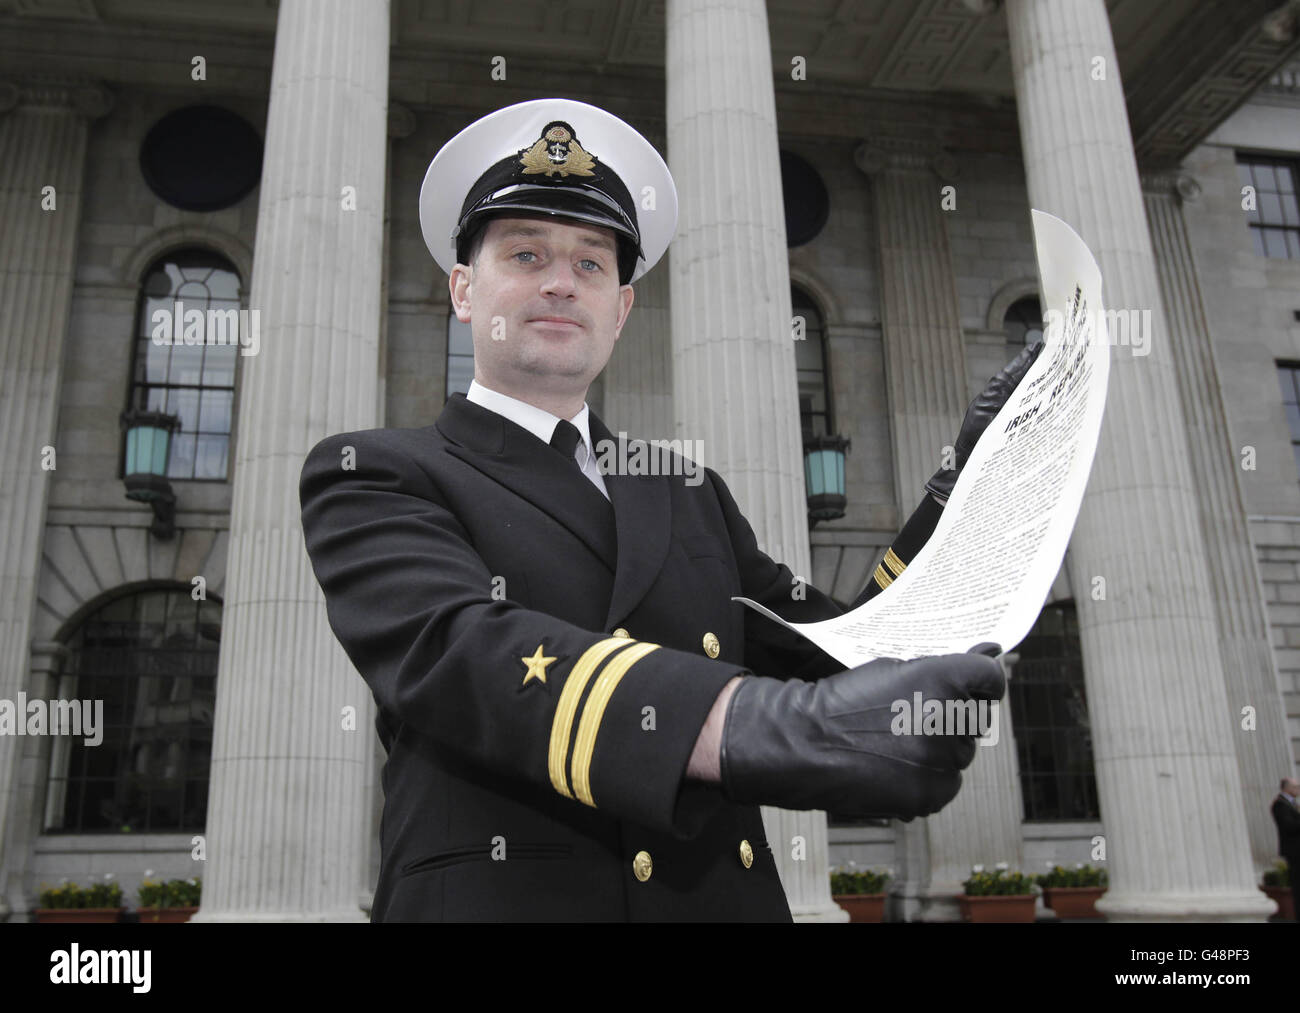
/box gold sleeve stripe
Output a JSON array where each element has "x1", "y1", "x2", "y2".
[
  {"x1": 884, "y1": 547, "x2": 907, "y2": 578},
  {"x1": 873, "y1": 563, "x2": 894, "y2": 589},
  {"x1": 549, "y1": 638, "x2": 633, "y2": 800},
  {"x1": 571, "y1": 641, "x2": 660, "y2": 808}
]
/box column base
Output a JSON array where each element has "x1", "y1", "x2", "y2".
[
  {"x1": 189, "y1": 907, "x2": 369, "y2": 923},
  {"x1": 890, "y1": 880, "x2": 965, "y2": 922},
  {"x1": 790, "y1": 900, "x2": 850, "y2": 923},
  {"x1": 1094, "y1": 890, "x2": 1277, "y2": 922}
]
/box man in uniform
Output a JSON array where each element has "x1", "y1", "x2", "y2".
[{"x1": 299, "y1": 98, "x2": 1040, "y2": 921}]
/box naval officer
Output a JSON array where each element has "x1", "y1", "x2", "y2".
[{"x1": 299, "y1": 98, "x2": 1039, "y2": 921}]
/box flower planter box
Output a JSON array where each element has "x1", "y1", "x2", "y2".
[
  {"x1": 34, "y1": 907, "x2": 124, "y2": 924},
  {"x1": 1261, "y1": 885, "x2": 1294, "y2": 921},
  {"x1": 1042, "y1": 886, "x2": 1106, "y2": 919},
  {"x1": 137, "y1": 906, "x2": 199, "y2": 923},
  {"x1": 833, "y1": 893, "x2": 886, "y2": 923},
  {"x1": 958, "y1": 895, "x2": 1036, "y2": 923}
]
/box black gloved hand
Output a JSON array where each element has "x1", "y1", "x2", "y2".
[
  {"x1": 719, "y1": 645, "x2": 1005, "y2": 821},
  {"x1": 925, "y1": 339, "x2": 1043, "y2": 504}
]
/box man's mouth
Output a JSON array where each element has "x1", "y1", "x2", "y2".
[{"x1": 529, "y1": 316, "x2": 583, "y2": 327}]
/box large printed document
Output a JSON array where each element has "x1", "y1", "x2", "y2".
[{"x1": 735, "y1": 210, "x2": 1110, "y2": 665}]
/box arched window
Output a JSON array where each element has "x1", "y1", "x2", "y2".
[
  {"x1": 126, "y1": 249, "x2": 241, "y2": 481},
  {"x1": 446, "y1": 311, "x2": 474, "y2": 399},
  {"x1": 1008, "y1": 601, "x2": 1099, "y2": 821},
  {"x1": 1003, "y1": 296, "x2": 1043, "y2": 357},
  {"x1": 44, "y1": 588, "x2": 220, "y2": 834},
  {"x1": 793, "y1": 285, "x2": 832, "y2": 440}
]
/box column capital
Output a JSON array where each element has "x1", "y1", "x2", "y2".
[
  {"x1": 1140, "y1": 169, "x2": 1202, "y2": 205},
  {"x1": 387, "y1": 102, "x2": 416, "y2": 139},
  {"x1": 0, "y1": 78, "x2": 113, "y2": 119},
  {"x1": 854, "y1": 140, "x2": 959, "y2": 181}
]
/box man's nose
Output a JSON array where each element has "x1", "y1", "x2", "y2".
[{"x1": 538, "y1": 261, "x2": 578, "y2": 297}]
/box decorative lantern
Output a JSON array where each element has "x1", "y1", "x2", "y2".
[
  {"x1": 120, "y1": 409, "x2": 181, "y2": 539},
  {"x1": 804, "y1": 434, "x2": 851, "y2": 525}
]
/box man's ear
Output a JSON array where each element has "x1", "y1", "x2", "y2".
[
  {"x1": 449, "y1": 263, "x2": 473, "y2": 323},
  {"x1": 613, "y1": 283, "x2": 634, "y2": 339}
]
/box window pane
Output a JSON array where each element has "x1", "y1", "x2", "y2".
[
  {"x1": 1259, "y1": 191, "x2": 1283, "y2": 225},
  {"x1": 1251, "y1": 227, "x2": 1267, "y2": 256},
  {"x1": 202, "y1": 342, "x2": 237, "y2": 387},
  {"x1": 1255, "y1": 164, "x2": 1278, "y2": 193},
  {"x1": 206, "y1": 269, "x2": 241, "y2": 301},
  {"x1": 167, "y1": 343, "x2": 204, "y2": 385},
  {"x1": 1236, "y1": 161, "x2": 1254, "y2": 188},
  {"x1": 197, "y1": 389, "x2": 233, "y2": 433},
  {"x1": 1264, "y1": 228, "x2": 1289, "y2": 258},
  {"x1": 1276, "y1": 163, "x2": 1296, "y2": 194},
  {"x1": 1287, "y1": 230, "x2": 1300, "y2": 260},
  {"x1": 168, "y1": 433, "x2": 196, "y2": 479},
  {"x1": 1281, "y1": 194, "x2": 1299, "y2": 227},
  {"x1": 138, "y1": 337, "x2": 170, "y2": 384},
  {"x1": 167, "y1": 388, "x2": 200, "y2": 431},
  {"x1": 193, "y1": 435, "x2": 228, "y2": 480}
]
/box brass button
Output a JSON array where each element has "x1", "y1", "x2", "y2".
[
  {"x1": 632, "y1": 850, "x2": 653, "y2": 882},
  {"x1": 612, "y1": 627, "x2": 631, "y2": 638},
  {"x1": 738, "y1": 839, "x2": 754, "y2": 869},
  {"x1": 702, "y1": 632, "x2": 720, "y2": 658}
]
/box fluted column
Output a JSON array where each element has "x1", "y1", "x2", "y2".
[
  {"x1": 192, "y1": 0, "x2": 388, "y2": 921},
  {"x1": 857, "y1": 144, "x2": 970, "y2": 506},
  {"x1": 857, "y1": 143, "x2": 1026, "y2": 921},
  {"x1": 1143, "y1": 172, "x2": 1294, "y2": 875},
  {"x1": 603, "y1": 248, "x2": 673, "y2": 438},
  {"x1": 1007, "y1": 0, "x2": 1271, "y2": 920},
  {"x1": 665, "y1": 0, "x2": 844, "y2": 922},
  {"x1": 0, "y1": 79, "x2": 109, "y2": 920}
]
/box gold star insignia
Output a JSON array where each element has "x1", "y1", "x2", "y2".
[{"x1": 521, "y1": 644, "x2": 557, "y2": 686}]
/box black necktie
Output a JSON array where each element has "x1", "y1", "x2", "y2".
[{"x1": 549, "y1": 419, "x2": 583, "y2": 470}]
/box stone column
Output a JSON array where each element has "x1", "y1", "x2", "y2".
[
  {"x1": 603, "y1": 249, "x2": 673, "y2": 438},
  {"x1": 1007, "y1": 0, "x2": 1271, "y2": 919},
  {"x1": 856, "y1": 144, "x2": 970, "y2": 506},
  {"x1": 192, "y1": 0, "x2": 388, "y2": 921},
  {"x1": 665, "y1": 0, "x2": 844, "y2": 922},
  {"x1": 0, "y1": 79, "x2": 109, "y2": 920},
  {"x1": 1143, "y1": 171, "x2": 1294, "y2": 875},
  {"x1": 857, "y1": 143, "x2": 1026, "y2": 921}
]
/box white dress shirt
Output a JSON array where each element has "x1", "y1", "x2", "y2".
[{"x1": 466, "y1": 379, "x2": 609, "y2": 500}]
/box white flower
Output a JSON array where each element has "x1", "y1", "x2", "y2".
[
  {"x1": 1045, "y1": 860, "x2": 1055, "y2": 868},
  {"x1": 995, "y1": 861, "x2": 1009, "y2": 871},
  {"x1": 1075, "y1": 862, "x2": 1084, "y2": 869},
  {"x1": 144, "y1": 869, "x2": 154, "y2": 878},
  {"x1": 972, "y1": 864, "x2": 985, "y2": 874},
  {"x1": 104, "y1": 872, "x2": 115, "y2": 881}
]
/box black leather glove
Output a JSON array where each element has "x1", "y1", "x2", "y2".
[
  {"x1": 719, "y1": 644, "x2": 1005, "y2": 820},
  {"x1": 925, "y1": 339, "x2": 1043, "y2": 504}
]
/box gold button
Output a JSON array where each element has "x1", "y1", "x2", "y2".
[
  {"x1": 702, "y1": 632, "x2": 720, "y2": 658},
  {"x1": 632, "y1": 850, "x2": 653, "y2": 882},
  {"x1": 738, "y1": 839, "x2": 754, "y2": 869},
  {"x1": 612, "y1": 627, "x2": 631, "y2": 638}
]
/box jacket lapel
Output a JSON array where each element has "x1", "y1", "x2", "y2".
[
  {"x1": 588, "y1": 412, "x2": 672, "y2": 630},
  {"x1": 435, "y1": 393, "x2": 617, "y2": 572}
]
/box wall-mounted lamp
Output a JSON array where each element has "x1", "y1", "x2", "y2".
[{"x1": 120, "y1": 409, "x2": 181, "y2": 540}]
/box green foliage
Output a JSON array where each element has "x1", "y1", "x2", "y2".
[
  {"x1": 962, "y1": 866, "x2": 1037, "y2": 896},
  {"x1": 1261, "y1": 861, "x2": 1290, "y2": 888},
  {"x1": 38, "y1": 877, "x2": 124, "y2": 910},
  {"x1": 829, "y1": 867, "x2": 890, "y2": 895},
  {"x1": 137, "y1": 876, "x2": 202, "y2": 909},
  {"x1": 1036, "y1": 864, "x2": 1108, "y2": 889}
]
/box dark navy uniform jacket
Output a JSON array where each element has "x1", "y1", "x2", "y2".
[{"x1": 299, "y1": 392, "x2": 939, "y2": 921}]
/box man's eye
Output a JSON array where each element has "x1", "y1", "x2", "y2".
[
  {"x1": 514, "y1": 251, "x2": 536, "y2": 263},
  {"x1": 579, "y1": 259, "x2": 602, "y2": 271}
]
